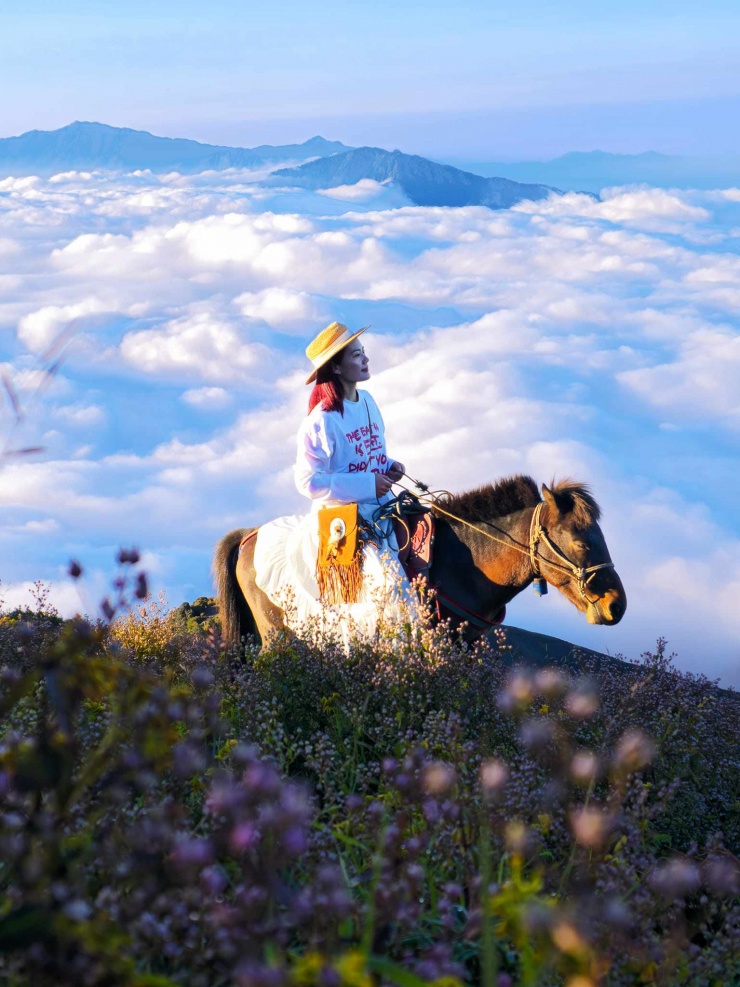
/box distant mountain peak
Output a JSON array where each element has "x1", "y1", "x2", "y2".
[
  {"x1": 448, "y1": 148, "x2": 730, "y2": 193},
  {"x1": 554, "y1": 149, "x2": 672, "y2": 164},
  {"x1": 275, "y1": 146, "x2": 558, "y2": 209}
]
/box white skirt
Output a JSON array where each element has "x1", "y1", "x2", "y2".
[{"x1": 253, "y1": 512, "x2": 414, "y2": 642}]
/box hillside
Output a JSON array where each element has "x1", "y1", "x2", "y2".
[
  {"x1": 499, "y1": 623, "x2": 628, "y2": 671},
  {"x1": 1, "y1": 600, "x2": 737, "y2": 984},
  {"x1": 273, "y1": 145, "x2": 559, "y2": 208}
]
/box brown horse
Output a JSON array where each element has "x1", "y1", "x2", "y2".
[{"x1": 213, "y1": 475, "x2": 626, "y2": 648}]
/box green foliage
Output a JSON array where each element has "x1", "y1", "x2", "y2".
[{"x1": 168, "y1": 597, "x2": 220, "y2": 637}]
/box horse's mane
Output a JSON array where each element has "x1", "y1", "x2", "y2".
[
  {"x1": 436, "y1": 475, "x2": 540, "y2": 522},
  {"x1": 435, "y1": 474, "x2": 600, "y2": 525},
  {"x1": 550, "y1": 478, "x2": 601, "y2": 526}
]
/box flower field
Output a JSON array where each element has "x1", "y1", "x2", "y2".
[{"x1": 0, "y1": 562, "x2": 738, "y2": 986}]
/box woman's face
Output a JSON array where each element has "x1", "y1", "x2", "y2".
[{"x1": 333, "y1": 341, "x2": 370, "y2": 384}]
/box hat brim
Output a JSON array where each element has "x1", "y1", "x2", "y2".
[{"x1": 305, "y1": 325, "x2": 370, "y2": 384}]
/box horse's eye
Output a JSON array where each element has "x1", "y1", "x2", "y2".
[{"x1": 573, "y1": 540, "x2": 589, "y2": 554}]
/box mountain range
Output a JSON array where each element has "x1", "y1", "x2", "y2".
[
  {"x1": 449, "y1": 150, "x2": 740, "y2": 193},
  {"x1": 0, "y1": 121, "x2": 351, "y2": 176},
  {"x1": 273, "y1": 147, "x2": 557, "y2": 208},
  {"x1": 0, "y1": 122, "x2": 558, "y2": 210},
  {"x1": 2, "y1": 123, "x2": 736, "y2": 201}
]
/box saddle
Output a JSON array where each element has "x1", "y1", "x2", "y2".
[{"x1": 392, "y1": 496, "x2": 503, "y2": 630}]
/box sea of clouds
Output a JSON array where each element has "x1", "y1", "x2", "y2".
[{"x1": 1, "y1": 166, "x2": 738, "y2": 684}]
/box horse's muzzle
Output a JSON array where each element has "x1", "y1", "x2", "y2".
[{"x1": 587, "y1": 586, "x2": 627, "y2": 625}]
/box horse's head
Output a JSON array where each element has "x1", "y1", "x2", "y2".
[{"x1": 537, "y1": 482, "x2": 626, "y2": 626}]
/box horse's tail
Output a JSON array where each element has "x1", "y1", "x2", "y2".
[{"x1": 213, "y1": 528, "x2": 257, "y2": 648}]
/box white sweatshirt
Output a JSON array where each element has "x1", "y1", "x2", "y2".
[{"x1": 294, "y1": 390, "x2": 393, "y2": 522}]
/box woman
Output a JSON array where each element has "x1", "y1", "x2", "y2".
[
  {"x1": 295, "y1": 321, "x2": 405, "y2": 532},
  {"x1": 253, "y1": 321, "x2": 411, "y2": 640}
]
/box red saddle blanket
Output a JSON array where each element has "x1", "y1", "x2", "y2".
[{"x1": 395, "y1": 511, "x2": 435, "y2": 582}]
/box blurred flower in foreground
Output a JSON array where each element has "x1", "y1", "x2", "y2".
[
  {"x1": 703, "y1": 857, "x2": 740, "y2": 897},
  {"x1": 649, "y1": 858, "x2": 701, "y2": 898},
  {"x1": 505, "y1": 820, "x2": 532, "y2": 855},
  {"x1": 570, "y1": 807, "x2": 612, "y2": 848},
  {"x1": 480, "y1": 758, "x2": 509, "y2": 793},
  {"x1": 534, "y1": 668, "x2": 568, "y2": 697},
  {"x1": 564, "y1": 683, "x2": 600, "y2": 719},
  {"x1": 551, "y1": 920, "x2": 588, "y2": 957},
  {"x1": 498, "y1": 672, "x2": 534, "y2": 713},
  {"x1": 614, "y1": 728, "x2": 656, "y2": 773},
  {"x1": 422, "y1": 761, "x2": 456, "y2": 796},
  {"x1": 135, "y1": 572, "x2": 148, "y2": 599},
  {"x1": 570, "y1": 751, "x2": 599, "y2": 785},
  {"x1": 117, "y1": 548, "x2": 141, "y2": 565},
  {"x1": 520, "y1": 717, "x2": 556, "y2": 754}
]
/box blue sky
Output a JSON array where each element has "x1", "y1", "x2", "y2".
[{"x1": 2, "y1": 1, "x2": 740, "y2": 157}]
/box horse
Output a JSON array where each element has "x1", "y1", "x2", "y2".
[{"x1": 213, "y1": 475, "x2": 626, "y2": 648}]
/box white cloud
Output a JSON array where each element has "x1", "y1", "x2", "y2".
[
  {"x1": 350, "y1": 204, "x2": 514, "y2": 242},
  {"x1": 317, "y1": 178, "x2": 405, "y2": 203},
  {"x1": 0, "y1": 237, "x2": 20, "y2": 258},
  {"x1": 181, "y1": 386, "x2": 231, "y2": 408},
  {"x1": 1, "y1": 168, "x2": 740, "y2": 683},
  {"x1": 640, "y1": 551, "x2": 740, "y2": 639},
  {"x1": 49, "y1": 171, "x2": 95, "y2": 183},
  {"x1": 55, "y1": 403, "x2": 106, "y2": 426},
  {"x1": 0, "y1": 176, "x2": 40, "y2": 192},
  {"x1": 120, "y1": 308, "x2": 270, "y2": 382},
  {"x1": 0, "y1": 578, "x2": 84, "y2": 616},
  {"x1": 7, "y1": 518, "x2": 60, "y2": 534},
  {"x1": 233, "y1": 287, "x2": 328, "y2": 332},
  {"x1": 618, "y1": 327, "x2": 740, "y2": 428},
  {"x1": 685, "y1": 254, "x2": 740, "y2": 284},
  {"x1": 0, "y1": 459, "x2": 94, "y2": 511},
  {"x1": 515, "y1": 187, "x2": 711, "y2": 232},
  {"x1": 17, "y1": 299, "x2": 124, "y2": 353}
]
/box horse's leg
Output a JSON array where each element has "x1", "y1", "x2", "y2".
[{"x1": 235, "y1": 532, "x2": 285, "y2": 649}]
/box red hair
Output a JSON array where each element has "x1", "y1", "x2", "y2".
[{"x1": 308, "y1": 352, "x2": 346, "y2": 415}]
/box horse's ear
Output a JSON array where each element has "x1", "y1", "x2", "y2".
[{"x1": 542, "y1": 483, "x2": 565, "y2": 520}]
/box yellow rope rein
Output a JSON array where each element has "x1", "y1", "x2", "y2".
[{"x1": 396, "y1": 475, "x2": 534, "y2": 559}]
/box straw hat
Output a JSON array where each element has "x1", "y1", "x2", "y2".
[{"x1": 305, "y1": 321, "x2": 370, "y2": 384}]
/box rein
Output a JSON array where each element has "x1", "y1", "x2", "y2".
[
  {"x1": 395, "y1": 475, "x2": 614, "y2": 604},
  {"x1": 434, "y1": 591, "x2": 504, "y2": 630}
]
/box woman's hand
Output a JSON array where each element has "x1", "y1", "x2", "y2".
[
  {"x1": 375, "y1": 472, "x2": 395, "y2": 497},
  {"x1": 387, "y1": 460, "x2": 405, "y2": 482}
]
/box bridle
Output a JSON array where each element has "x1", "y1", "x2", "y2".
[{"x1": 527, "y1": 501, "x2": 615, "y2": 604}]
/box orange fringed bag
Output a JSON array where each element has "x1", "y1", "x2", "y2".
[{"x1": 316, "y1": 503, "x2": 364, "y2": 604}]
